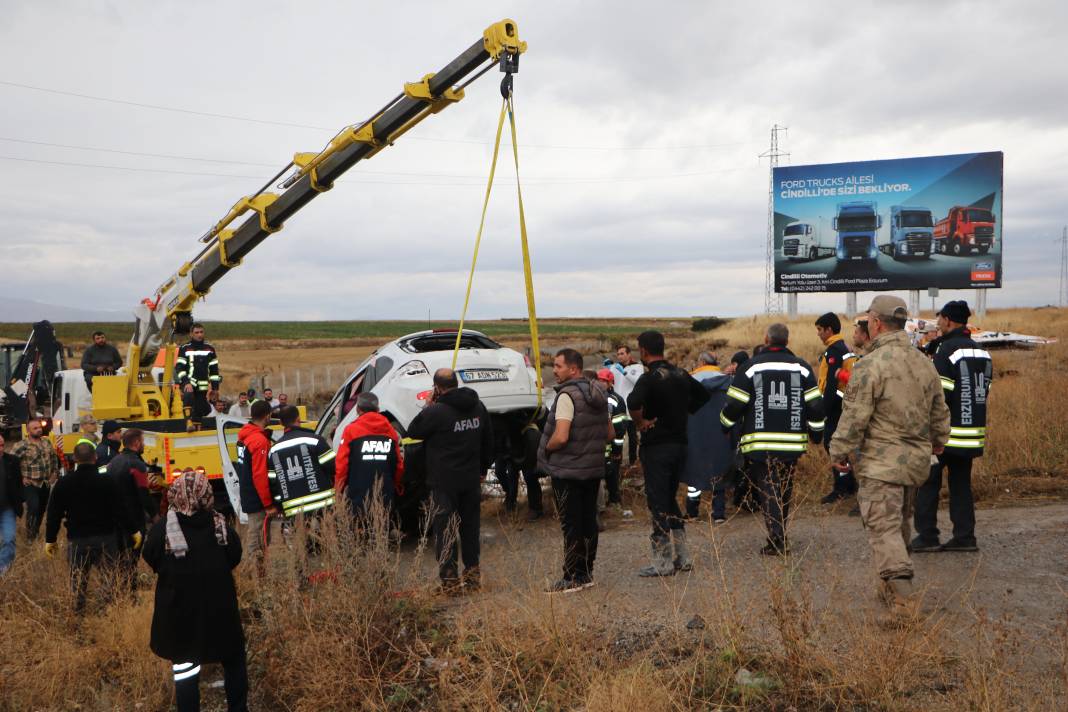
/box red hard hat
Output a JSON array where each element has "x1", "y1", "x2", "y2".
[{"x1": 596, "y1": 368, "x2": 614, "y2": 384}]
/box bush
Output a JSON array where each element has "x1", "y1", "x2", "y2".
[{"x1": 691, "y1": 317, "x2": 729, "y2": 333}]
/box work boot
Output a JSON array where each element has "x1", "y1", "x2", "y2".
[
  {"x1": 759, "y1": 538, "x2": 789, "y2": 556},
  {"x1": 525, "y1": 508, "x2": 543, "y2": 522},
  {"x1": 909, "y1": 535, "x2": 942, "y2": 553},
  {"x1": 672, "y1": 530, "x2": 693, "y2": 572},
  {"x1": 940, "y1": 537, "x2": 979, "y2": 552},
  {"x1": 638, "y1": 535, "x2": 676, "y2": 577},
  {"x1": 461, "y1": 566, "x2": 481, "y2": 593},
  {"x1": 878, "y1": 578, "x2": 919, "y2": 628},
  {"x1": 820, "y1": 490, "x2": 845, "y2": 505},
  {"x1": 684, "y1": 496, "x2": 701, "y2": 520}
]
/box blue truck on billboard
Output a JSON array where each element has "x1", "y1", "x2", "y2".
[{"x1": 773, "y1": 151, "x2": 1003, "y2": 292}]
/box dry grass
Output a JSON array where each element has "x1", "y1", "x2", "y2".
[{"x1": 2, "y1": 307, "x2": 1066, "y2": 710}]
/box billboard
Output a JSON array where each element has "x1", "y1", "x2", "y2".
[{"x1": 773, "y1": 151, "x2": 1003, "y2": 292}]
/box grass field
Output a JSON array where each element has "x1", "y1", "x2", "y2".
[{"x1": 0, "y1": 317, "x2": 693, "y2": 344}]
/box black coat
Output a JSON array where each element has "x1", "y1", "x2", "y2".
[
  {"x1": 0, "y1": 453, "x2": 24, "y2": 516},
  {"x1": 406, "y1": 387, "x2": 493, "y2": 491},
  {"x1": 142, "y1": 511, "x2": 244, "y2": 664}
]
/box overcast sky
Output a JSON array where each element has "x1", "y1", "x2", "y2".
[{"x1": 2, "y1": 1, "x2": 1066, "y2": 322}]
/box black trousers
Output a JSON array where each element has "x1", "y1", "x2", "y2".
[
  {"x1": 750, "y1": 457, "x2": 797, "y2": 544},
  {"x1": 23, "y1": 483, "x2": 49, "y2": 541},
  {"x1": 68, "y1": 533, "x2": 118, "y2": 612},
  {"x1": 914, "y1": 452, "x2": 976, "y2": 544},
  {"x1": 183, "y1": 389, "x2": 212, "y2": 421},
  {"x1": 604, "y1": 454, "x2": 622, "y2": 504},
  {"x1": 431, "y1": 485, "x2": 481, "y2": 582},
  {"x1": 824, "y1": 419, "x2": 857, "y2": 495},
  {"x1": 641, "y1": 443, "x2": 687, "y2": 539},
  {"x1": 173, "y1": 651, "x2": 249, "y2": 712},
  {"x1": 115, "y1": 530, "x2": 143, "y2": 591},
  {"x1": 551, "y1": 477, "x2": 600, "y2": 580}
]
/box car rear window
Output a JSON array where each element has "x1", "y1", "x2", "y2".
[{"x1": 401, "y1": 333, "x2": 500, "y2": 353}]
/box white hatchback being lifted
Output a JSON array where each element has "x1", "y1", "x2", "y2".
[{"x1": 314, "y1": 328, "x2": 542, "y2": 446}]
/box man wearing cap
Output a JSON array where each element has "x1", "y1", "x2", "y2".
[
  {"x1": 76, "y1": 415, "x2": 100, "y2": 448},
  {"x1": 912, "y1": 300, "x2": 992, "y2": 553},
  {"x1": 95, "y1": 421, "x2": 122, "y2": 467},
  {"x1": 830, "y1": 295, "x2": 950, "y2": 625},
  {"x1": 596, "y1": 368, "x2": 628, "y2": 508}
]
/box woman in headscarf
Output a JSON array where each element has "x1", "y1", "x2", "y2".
[{"x1": 142, "y1": 472, "x2": 247, "y2": 712}]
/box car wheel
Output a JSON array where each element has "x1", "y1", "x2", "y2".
[
  {"x1": 952, "y1": 240, "x2": 964, "y2": 256},
  {"x1": 809, "y1": 247, "x2": 817, "y2": 260}
]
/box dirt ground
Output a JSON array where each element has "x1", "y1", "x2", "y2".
[{"x1": 397, "y1": 491, "x2": 1068, "y2": 696}]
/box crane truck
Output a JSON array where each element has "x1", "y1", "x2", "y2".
[{"x1": 35, "y1": 19, "x2": 528, "y2": 503}]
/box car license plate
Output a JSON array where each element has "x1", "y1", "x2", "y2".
[{"x1": 459, "y1": 369, "x2": 508, "y2": 383}]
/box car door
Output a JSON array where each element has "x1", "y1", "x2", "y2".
[{"x1": 214, "y1": 413, "x2": 251, "y2": 524}]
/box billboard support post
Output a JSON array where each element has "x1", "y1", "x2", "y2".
[
  {"x1": 975, "y1": 289, "x2": 988, "y2": 320},
  {"x1": 787, "y1": 293, "x2": 798, "y2": 318},
  {"x1": 909, "y1": 290, "x2": 921, "y2": 318},
  {"x1": 928, "y1": 287, "x2": 940, "y2": 314},
  {"x1": 846, "y1": 292, "x2": 857, "y2": 318}
]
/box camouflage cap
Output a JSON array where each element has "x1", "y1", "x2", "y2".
[{"x1": 867, "y1": 295, "x2": 908, "y2": 321}]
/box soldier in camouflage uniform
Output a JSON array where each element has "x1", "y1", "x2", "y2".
[{"x1": 830, "y1": 296, "x2": 950, "y2": 624}]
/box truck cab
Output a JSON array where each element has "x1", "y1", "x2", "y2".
[
  {"x1": 889, "y1": 205, "x2": 934, "y2": 260},
  {"x1": 933, "y1": 206, "x2": 996, "y2": 256},
  {"x1": 833, "y1": 201, "x2": 881, "y2": 262},
  {"x1": 780, "y1": 222, "x2": 818, "y2": 261}
]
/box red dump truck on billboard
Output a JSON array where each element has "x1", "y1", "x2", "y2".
[{"x1": 933, "y1": 206, "x2": 996, "y2": 256}]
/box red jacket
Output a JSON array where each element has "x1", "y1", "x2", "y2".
[
  {"x1": 237, "y1": 422, "x2": 273, "y2": 511},
  {"x1": 335, "y1": 413, "x2": 404, "y2": 494}
]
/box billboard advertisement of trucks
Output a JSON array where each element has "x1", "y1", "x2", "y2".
[{"x1": 773, "y1": 151, "x2": 1003, "y2": 292}]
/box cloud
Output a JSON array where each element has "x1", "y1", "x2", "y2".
[{"x1": 1, "y1": 1, "x2": 1065, "y2": 323}]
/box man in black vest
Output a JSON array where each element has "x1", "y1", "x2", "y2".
[
  {"x1": 407, "y1": 368, "x2": 493, "y2": 594},
  {"x1": 538, "y1": 349, "x2": 611, "y2": 594},
  {"x1": 628, "y1": 331, "x2": 710, "y2": 576}
]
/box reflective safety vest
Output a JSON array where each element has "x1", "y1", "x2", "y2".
[
  {"x1": 176, "y1": 340, "x2": 221, "y2": 392},
  {"x1": 933, "y1": 329, "x2": 993, "y2": 457},
  {"x1": 267, "y1": 427, "x2": 335, "y2": 517},
  {"x1": 605, "y1": 390, "x2": 629, "y2": 458},
  {"x1": 719, "y1": 347, "x2": 824, "y2": 461}
]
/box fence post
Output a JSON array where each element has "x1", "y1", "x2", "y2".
[{"x1": 296, "y1": 370, "x2": 301, "y2": 398}]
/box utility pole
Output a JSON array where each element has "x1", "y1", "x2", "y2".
[
  {"x1": 1060, "y1": 225, "x2": 1068, "y2": 307},
  {"x1": 760, "y1": 124, "x2": 789, "y2": 315}
]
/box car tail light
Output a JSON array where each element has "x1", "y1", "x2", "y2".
[{"x1": 416, "y1": 390, "x2": 433, "y2": 402}]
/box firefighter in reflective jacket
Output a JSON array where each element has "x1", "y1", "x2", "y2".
[
  {"x1": 335, "y1": 393, "x2": 404, "y2": 520},
  {"x1": 267, "y1": 406, "x2": 336, "y2": 519},
  {"x1": 175, "y1": 323, "x2": 221, "y2": 422},
  {"x1": 912, "y1": 300, "x2": 992, "y2": 553},
  {"x1": 597, "y1": 369, "x2": 628, "y2": 507},
  {"x1": 814, "y1": 313, "x2": 859, "y2": 504},
  {"x1": 720, "y1": 323, "x2": 824, "y2": 555}
]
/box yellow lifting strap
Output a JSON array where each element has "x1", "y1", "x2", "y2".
[{"x1": 451, "y1": 95, "x2": 543, "y2": 409}]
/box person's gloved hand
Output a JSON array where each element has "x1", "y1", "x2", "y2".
[
  {"x1": 131, "y1": 531, "x2": 143, "y2": 550},
  {"x1": 44, "y1": 542, "x2": 57, "y2": 559}
]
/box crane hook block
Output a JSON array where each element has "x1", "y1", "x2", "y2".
[{"x1": 483, "y1": 19, "x2": 526, "y2": 60}]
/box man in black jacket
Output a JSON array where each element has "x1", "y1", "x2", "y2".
[
  {"x1": 407, "y1": 368, "x2": 493, "y2": 593},
  {"x1": 538, "y1": 350, "x2": 611, "y2": 593},
  {"x1": 81, "y1": 331, "x2": 123, "y2": 391},
  {"x1": 913, "y1": 300, "x2": 992, "y2": 553},
  {"x1": 628, "y1": 331, "x2": 710, "y2": 577},
  {"x1": 95, "y1": 420, "x2": 123, "y2": 467},
  {"x1": 720, "y1": 324, "x2": 824, "y2": 555},
  {"x1": 0, "y1": 433, "x2": 24, "y2": 576},
  {"x1": 814, "y1": 313, "x2": 858, "y2": 504},
  {"x1": 107, "y1": 428, "x2": 154, "y2": 588},
  {"x1": 267, "y1": 406, "x2": 335, "y2": 519},
  {"x1": 45, "y1": 442, "x2": 137, "y2": 612},
  {"x1": 176, "y1": 323, "x2": 222, "y2": 423}
]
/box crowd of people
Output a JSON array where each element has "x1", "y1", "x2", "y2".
[{"x1": 0, "y1": 298, "x2": 993, "y2": 710}]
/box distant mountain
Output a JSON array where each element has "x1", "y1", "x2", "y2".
[{"x1": 0, "y1": 296, "x2": 127, "y2": 323}]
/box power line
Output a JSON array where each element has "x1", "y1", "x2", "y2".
[
  {"x1": 0, "y1": 154, "x2": 751, "y2": 186},
  {"x1": 0, "y1": 79, "x2": 758, "y2": 152}
]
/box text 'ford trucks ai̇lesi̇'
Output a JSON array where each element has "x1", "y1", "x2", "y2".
[
  {"x1": 833, "y1": 201, "x2": 881, "y2": 262},
  {"x1": 888, "y1": 205, "x2": 934, "y2": 260},
  {"x1": 933, "y1": 206, "x2": 996, "y2": 256}
]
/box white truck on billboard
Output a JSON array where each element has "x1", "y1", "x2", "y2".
[{"x1": 780, "y1": 221, "x2": 834, "y2": 261}]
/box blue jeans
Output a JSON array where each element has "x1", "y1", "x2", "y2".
[{"x1": 0, "y1": 507, "x2": 16, "y2": 574}]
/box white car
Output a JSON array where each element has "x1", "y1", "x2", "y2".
[{"x1": 314, "y1": 328, "x2": 542, "y2": 446}]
